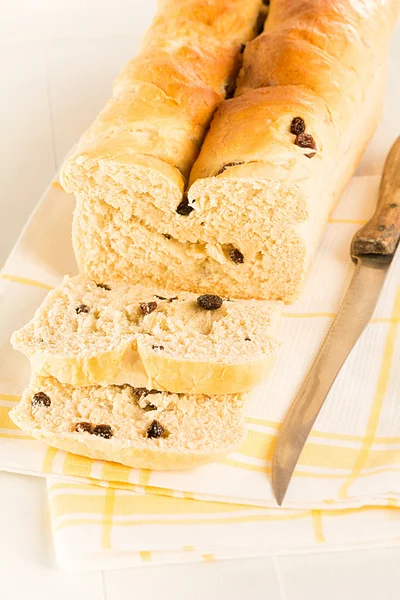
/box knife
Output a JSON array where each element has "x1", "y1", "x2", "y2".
[{"x1": 272, "y1": 136, "x2": 400, "y2": 506}]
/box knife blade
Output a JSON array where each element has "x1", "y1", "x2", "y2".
[{"x1": 272, "y1": 136, "x2": 400, "y2": 506}]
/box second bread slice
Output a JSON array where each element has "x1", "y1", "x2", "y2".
[
  {"x1": 10, "y1": 375, "x2": 246, "y2": 470},
  {"x1": 12, "y1": 275, "x2": 281, "y2": 394}
]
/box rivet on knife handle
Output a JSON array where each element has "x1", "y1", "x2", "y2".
[{"x1": 352, "y1": 136, "x2": 400, "y2": 259}]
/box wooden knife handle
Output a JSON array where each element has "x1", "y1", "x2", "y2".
[{"x1": 352, "y1": 137, "x2": 400, "y2": 260}]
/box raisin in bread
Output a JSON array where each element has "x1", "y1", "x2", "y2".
[
  {"x1": 69, "y1": 0, "x2": 398, "y2": 302},
  {"x1": 11, "y1": 275, "x2": 281, "y2": 394},
  {"x1": 10, "y1": 375, "x2": 246, "y2": 470},
  {"x1": 60, "y1": 0, "x2": 264, "y2": 243}
]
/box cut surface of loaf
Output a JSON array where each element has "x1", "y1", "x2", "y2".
[
  {"x1": 10, "y1": 376, "x2": 246, "y2": 470},
  {"x1": 73, "y1": 85, "x2": 335, "y2": 301},
  {"x1": 12, "y1": 275, "x2": 281, "y2": 394},
  {"x1": 69, "y1": 0, "x2": 399, "y2": 302}
]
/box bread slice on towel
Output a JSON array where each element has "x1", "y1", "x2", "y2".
[
  {"x1": 10, "y1": 375, "x2": 246, "y2": 470},
  {"x1": 11, "y1": 275, "x2": 281, "y2": 394}
]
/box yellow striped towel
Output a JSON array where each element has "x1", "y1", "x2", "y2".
[
  {"x1": 47, "y1": 480, "x2": 400, "y2": 570},
  {"x1": 1, "y1": 174, "x2": 400, "y2": 566}
]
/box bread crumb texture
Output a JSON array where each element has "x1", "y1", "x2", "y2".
[{"x1": 13, "y1": 275, "x2": 279, "y2": 359}]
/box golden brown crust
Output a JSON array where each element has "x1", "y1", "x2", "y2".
[
  {"x1": 144, "y1": 0, "x2": 262, "y2": 45},
  {"x1": 12, "y1": 275, "x2": 282, "y2": 394},
  {"x1": 235, "y1": 33, "x2": 360, "y2": 125},
  {"x1": 61, "y1": 83, "x2": 213, "y2": 180},
  {"x1": 25, "y1": 344, "x2": 278, "y2": 395},
  {"x1": 189, "y1": 85, "x2": 335, "y2": 182},
  {"x1": 114, "y1": 41, "x2": 241, "y2": 98},
  {"x1": 266, "y1": 0, "x2": 399, "y2": 49}
]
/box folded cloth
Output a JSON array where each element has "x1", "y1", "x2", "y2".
[
  {"x1": 2, "y1": 175, "x2": 400, "y2": 508},
  {"x1": 46, "y1": 479, "x2": 400, "y2": 571},
  {"x1": 1, "y1": 173, "x2": 400, "y2": 568}
]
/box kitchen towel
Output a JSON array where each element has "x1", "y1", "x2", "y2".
[
  {"x1": 2, "y1": 176, "x2": 400, "y2": 509},
  {"x1": 46, "y1": 478, "x2": 400, "y2": 570}
]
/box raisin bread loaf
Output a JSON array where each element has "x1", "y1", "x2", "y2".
[
  {"x1": 12, "y1": 276, "x2": 281, "y2": 394},
  {"x1": 10, "y1": 375, "x2": 246, "y2": 470},
  {"x1": 68, "y1": 0, "x2": 399, "y2": 302},
  {"x1": 60, "y1": 0, "x2": 264, "y2": 248}
]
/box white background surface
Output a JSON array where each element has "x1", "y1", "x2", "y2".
[{"x1": 1, "y1": 1, "x2": 400, "y2": 598}]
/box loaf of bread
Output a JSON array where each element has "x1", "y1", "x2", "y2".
[
  {"x1": 12, "y1": 275, "x2": 281, "y2": 394},
  {"x1": 67, "y1": 0, "x2": 399, "y2": 302},
  {"x1": 10, "y1": 375, "x2": 246, "y2": 470}
]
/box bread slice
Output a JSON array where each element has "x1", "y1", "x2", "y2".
[
  {"x1": 10, "y1": 375, "x2": 246, "y2": 470},
  {"x1": 11, "y1": 275, "x2": 281, "y2": 394}
]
